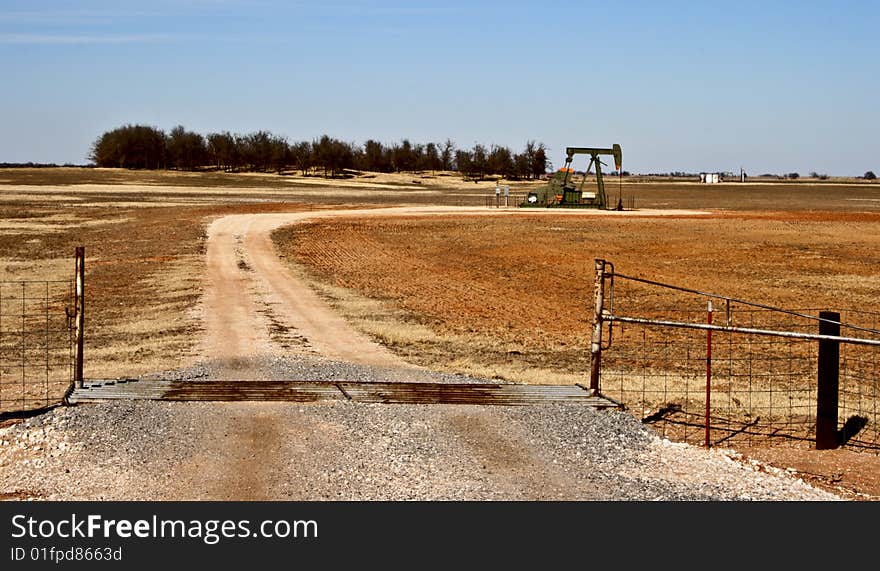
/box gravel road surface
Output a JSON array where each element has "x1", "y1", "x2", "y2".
[{"x1": 0, "y1": 358, "x2": 839, "y2": 501}]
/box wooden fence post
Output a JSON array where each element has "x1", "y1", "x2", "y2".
[{"x1": 816, "y1": 311, "x2": 840, "y2": 450}]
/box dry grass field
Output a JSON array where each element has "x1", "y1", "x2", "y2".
[{"x1": 2, "y1": 167, "x2": 879, "y2": 498}]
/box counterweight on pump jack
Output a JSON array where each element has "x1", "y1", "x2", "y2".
[{"x1": 521, "y1": 144, "x2": 623, "y2": 209}]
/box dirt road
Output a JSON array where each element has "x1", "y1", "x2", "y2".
[
  {"x1": 201, "y1": 209, "x2": 409, "y2": 369},
  {"x1": 176, "y1": 205, "x2": 818, "y2": 501},
  {"x1": 194, "y1": 206, "x2": 608, "y2": 498},
  {"x1": 199, "y1": 206, "x2": 707, "y2": 370}
]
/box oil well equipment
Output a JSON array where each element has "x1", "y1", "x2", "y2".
[{"x1": 522, "y1": 144, "x2": 622, "y2": 209}]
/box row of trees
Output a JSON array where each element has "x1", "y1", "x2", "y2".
[
  {"x1": 89, "y1": 124, "x2": 549, "y2": 179},
  {"x1": 760, "y1": 172, "x2": 876, "y2": 180},
  {"x1": 641, "y1": 171, "x2": 879, "y2": 180}
]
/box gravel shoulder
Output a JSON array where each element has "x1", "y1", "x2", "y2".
[{"x1": 0, "y1": 396, "x2": 838, "y2": 501}]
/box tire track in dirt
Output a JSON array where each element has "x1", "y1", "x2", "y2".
[
  {"x1": 194, "y1": 206, "x2": 709, "y2": 498},
  {"x1": 200, "y1": 216, "x2": 275, "y2": 364},
  {"x1": 201, "y1": 209, "x2": 404, "y2": 368},
  {"x1": 200, "y1": 206, "x2": 544, "y2": 367},
  {"x1": 443, "y1": 411, "x2": 597, "y2": 499}
]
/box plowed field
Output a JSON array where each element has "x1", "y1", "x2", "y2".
[
  {"x1": 275, "y1": 208, "x2": 880, "y2": 499},
  {"x1": 276, "y1": 211, "x2": 880, "y2": 379}
]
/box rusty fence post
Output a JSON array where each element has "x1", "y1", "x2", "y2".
[
  {"x1": 816, "y1": 311, "x2": 840, "y2": 450},
  {"x1": 589, "y1": 259, "x2": 607, "y2": 396},
  {"x1": 705, "y1": 300, "x2": 713, "y2": 448},
  {"x1": 74, "y1": 247, "x2": 85, "y2": 389}
]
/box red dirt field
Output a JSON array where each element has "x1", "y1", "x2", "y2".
[
  {"x1": 276, "y1": 209, "x2": 880, "y2": 499},
  {"x1": 277, "y1": 211, "x2": 880, "y2": 374}
]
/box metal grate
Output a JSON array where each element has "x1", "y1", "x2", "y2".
[{"x1": 68, "y1": 379, "x2": 622, "y2": 408}]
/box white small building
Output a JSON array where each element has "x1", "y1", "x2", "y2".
[{"x1": 700, "y1": 172, "x2": 721, "y2": 184}]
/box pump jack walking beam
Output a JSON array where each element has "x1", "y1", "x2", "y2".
[{"x1": 558, "y1": 144, "x2": 623, "y2": 209}]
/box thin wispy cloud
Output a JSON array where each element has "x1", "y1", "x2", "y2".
[
  {"x1": 0, "y1": 32, "x2": 304, "y2": 46},
  {"x1": 324, "y1": 4, "x2": 460, "y2": 16},
  {"x1": 0, "y1": 33, "x2": 178, "y2": 45},
  {"x1": 0, "y1": 9, "x2": 152, "y2": 25},
  {"x1": 0, "y1": 3, "x2": 249, "y2": 26}
]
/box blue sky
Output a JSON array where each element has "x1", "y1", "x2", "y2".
[{"x1": 2, "y1": 0, "x2": 878, "y2": 175}]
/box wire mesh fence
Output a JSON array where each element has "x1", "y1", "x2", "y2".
[
  {"x1": 839, "y1": 310, "x2": 880, "y2": 451},
  {"x1": 0, "y1": 280, "x2": 75, "y2": 415},
  {"x1": 597, "y1": 264, "x2": 880, "y2": 453},
  {"x1": 484, "y1": 192, "x2": 523, "y2": 208}
]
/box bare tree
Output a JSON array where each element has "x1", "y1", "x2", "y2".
[
  {"x1": 454, "y1": 149, "x2": 472, "y2": 177},
  {"x1": 166, "y1": 125, "x2": 208, "y2": 171},
  {"x1": 531, "y1": 143, "x2": 548, "y2": 179},
  {"x1": 440, "y1": 139, "x2": 455, "y2": 171},
  {"x1": 471, "y1": 144, "x2": 488, "y2": 180},
  {"x1": 360, "y1": 139, "x2": 392, "y2": 172},
  {"x1": 269, "y1": 135, "x2": 291, "y2": 174},
  {"x1": 291, "y1": 141, "x2": 312, "y2": 175},
  {"x1": 488, "y1": 145, "x2": 515, "y2": 179},
  {"x1": 392, "y1": 139, "x2": 416, "y2": 172},
  {"x1": 207, "y1": 132, "x2": 238, "y2": 171},
  {"x1": 312, "y1": 135, "x2": 354, "y2": 177}
]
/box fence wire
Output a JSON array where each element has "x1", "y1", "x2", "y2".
[
  {"x1": 0, "y1": 280, "x2": 74, "y2": 415},
  {"x1": 600, "y1": 271, "x2": 880, "y2": 452},
  {"x1": 839, "y1": 309, "x2": 880, "y2": 451}
]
